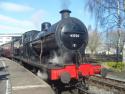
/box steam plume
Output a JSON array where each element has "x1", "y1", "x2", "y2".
[
  {"x1": 49, "y1": 52, "x2": 72, "y2": 64},
  {"x1": 60, "y1": 0, "x2": 71, "y2": 9},
  {"x1": 49, "y1": 52, "x2": 63, "y2": 64}
]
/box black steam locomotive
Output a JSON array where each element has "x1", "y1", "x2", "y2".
[{"x1": 1, "y1": 9, "x2": 103, "y2": 94}]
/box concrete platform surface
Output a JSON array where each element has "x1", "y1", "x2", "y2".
[{"x1": 0, "y1": 57, "x2": 54, "y2": 94}]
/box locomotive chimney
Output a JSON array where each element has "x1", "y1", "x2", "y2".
[{"x1": 60, "y1": 9, "x2": 71, "y2": 19}]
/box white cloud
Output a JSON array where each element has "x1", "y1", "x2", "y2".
[
  {"x1": 0, "y1": 14, "x2": 37, "y2": 33},
  {"x1": 0, "y1": 25, "x2": 26, "y2": 33},
  {"x1": 0, "y1": 2, "x2": 33, "y2": 12},
  {"x1": 0, "y1": 9, "x2": 48, "y2": 33},
  {"x1": 0, "y1": 14, "x2": 35, "y2": 27}
]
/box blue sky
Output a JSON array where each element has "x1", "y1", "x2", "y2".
[{"x1": 0, "y1": 0, "x2": 95, "y2": 34}]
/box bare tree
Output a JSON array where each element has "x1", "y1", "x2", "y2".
[
  {"x1": 107, "y1": 29, "x2": 125, "y2": 52},
  {"x1": 86, "y1": 0, "x2": 125, "y2": 30},
  {"x1": 88, "y1": 27, "x2": 101, "y2": 54},
  {"x1": 86, "y1": 0, "x2": 125, "y2": 62}
]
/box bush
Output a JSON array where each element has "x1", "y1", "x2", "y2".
[{"x1": 104, "y1": 62, "x2": 125, "y2": 72}]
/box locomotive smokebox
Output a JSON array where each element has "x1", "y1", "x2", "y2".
[{"x1": 60, "y1": 9, "x2": 71, "y2": 19}]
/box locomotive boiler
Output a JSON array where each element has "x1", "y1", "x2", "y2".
[{"x1": 31, "y1": 9, "x2": 88, "y2": 66}]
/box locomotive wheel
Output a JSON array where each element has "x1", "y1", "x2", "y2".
[
  {"x1": 19, "y1": 61, "x2": 23, "y2": 65},
  {"x1": 31, "y1": 67, "x2": 38, "y2": 74},
  {"x1": 78, "y1": 89, "x2": 83, "y2": 94},
  {"x1": 77, "y1": 77, "x2": 89, "y2": 94},
  {"x1": 51, "y1": 84, "x2": 61, "y2": 94}
]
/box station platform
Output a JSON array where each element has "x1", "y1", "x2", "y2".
[{"x1": 0, "y1": 57, "x2": 54, "y2": 94}]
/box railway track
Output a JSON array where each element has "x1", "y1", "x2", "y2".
[{"x1": 88, "y1": 75, "x2": 125, "y2": 94}]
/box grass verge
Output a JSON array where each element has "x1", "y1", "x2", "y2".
[{"x1": 103, "y1": 61, "x2": 125, "y2": 72}]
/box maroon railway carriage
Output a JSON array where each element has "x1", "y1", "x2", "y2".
[{"x1": 1, "y1": 42, "x2": 12, "y2": 58}]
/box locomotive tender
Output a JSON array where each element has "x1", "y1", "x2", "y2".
[{"x1": 1, "y1": 9, "x2": 103, "y2": 93}]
